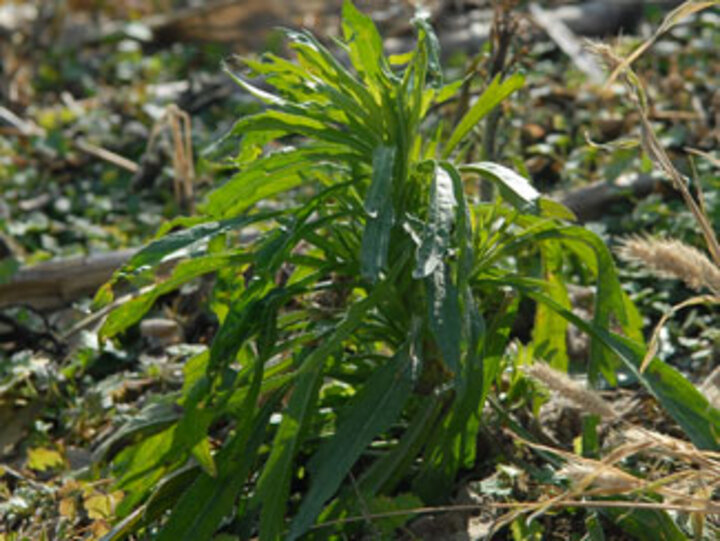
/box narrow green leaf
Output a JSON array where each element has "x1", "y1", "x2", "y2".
[
  {"x1": 207, "y1": 280, "x2": 273, "y2": 376},
  {"x1": 434, "y1": 79, "x2": 465, "y2": 106},
  {"x1": 99, "y1": 507, "x2": 145, "y2": 541},
  {"x1": 316, "y1": 406, "x2": 441, "y2": 536},
  {"x1": 342, "y1": 0, "x2": 388, "y2": 89},
  {"x1": 361, "y1": 208, "x2": 394, "y2": 282},
  {"x1": 156, "y1": 360, "x2": 273, "y2": 541},
  {"x1": 143, "y1": 464, "x2": 201, "y2": 523},
  {"x1": 358, "y1": 396, "x2": 441, "y2": 495},
  {"x1": 206, "y1": 145, "x2": 356, "y2": 218},
  {"x1": 286, "y1": 29, "x2": 380, "y2": 120},
  {"x1": 252, "y1": 181, "x2": 354, "y2": 277},
  {"x1": 295, "y1": 282, "x2": 389, "y2": 378},
  {"x1": 99, "y1": 253, "x2": 251, "y2": 340},
  {"x1": 534, "y1": 241, "x2": 570, "y2": 371},
  {"x1": 415, "y1": 291, "x2": 488, "y2": 501},
  {"x1": 114, "y1": 426, "x2": 179, "y2": 517},
  {"x1": 427, "y1": 264, "x2": 461, "y2": 374},
  {"x1": 243, "y1": 53, "x2": 311, "y2": 90},
  {"x1": 414, "y1": 164, "x2": 457, "y2": 278},
  {"x1": 230, "y1": 109, "x2": 370, "y2": 151},
  {"x1": 538, "y1": 197, "x2": 577, "y2": 221},
  {"x1": 479, "y1": 219, "x2": 641, "y2": 385},
  {"x1": 363, "y1": 146, "x2": 396, "y2": 218},
  {"x1": 190, "y1": 437, "x2": 216, "y2": 479},
  {"x1": 256, "y1": 363, "x2": 323, "y2": 540},
  {"x1": 412, "y1": 11, "x2": 442, "y2": 88},
  {"x1": 288, "y1": 349, "x2": 414, "y2": 539},
  {"x1": 403, "y1": 36, "x2": 428, "y2": 141},
  {"x1": 92, "y1": 398, "x2": 180, "y2": 464},
  {"x1": 154, "y1": 413, "x2": 270, "y2": 541},
  {"x1": 441, "y1": 162, "x2": 472, "y2": 284},
  {"x1": 163, "y1": 373, "x2": 220, "y2": 471},
  {"x1": 557, "y1": 227, "x2": 642, "y2": 384},
  {"x1": 119, "y1": 215, "x2": 267, "y2": 274},
  {"x1": 361, "y1": 146, "x2": 396, "y2": 281},
  {"x1": 442, "y1": 73, "x2": 524, "y2": 158},
  {"x1": 223, "y1": 64, "x2": 286, "y2": 105}
]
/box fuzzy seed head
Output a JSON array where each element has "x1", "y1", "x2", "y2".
[
  {"x1": 617, "y1": 236, "x2": 720, "y2": 294},
  {"x1": 525, "y1": 362, "x2": 617, "y2": 419}
]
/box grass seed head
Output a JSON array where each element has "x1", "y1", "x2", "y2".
[
  {"x1": 617, "y1": 236, "x2": 720, "y2": 294},
  {"x1": 525, "y1": 362, "x2": 617, "y2": 419}
]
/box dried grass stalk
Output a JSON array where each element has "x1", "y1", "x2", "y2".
[
  {"x1": 603, "y1": 1, "x2": 720, "y2": 87},
  {"x1": 637, "y1": 294, "x2": 720, "y2": 373},
  {"x1": 587, "y1": 40, "x2": 720, "y2": 266},
  {"x1": 700, "y1": 365, "x2": 720, "y2": 411},
  {"x1": 623, "y1": 426, "x2": 720, "y2": 474},
  {"x1": 561, "y1": 462, "x2": 640, "y2": 495},
  {"x1": 525, "y1": 362, "x2": 617, "y2": 419}
]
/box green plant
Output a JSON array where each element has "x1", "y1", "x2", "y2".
[{"x1": 94, "y1": 2, "x2": 719, "y2": 539}]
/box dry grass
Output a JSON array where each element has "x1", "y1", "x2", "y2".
[
  {"x1": 518, "y1": 357, "x2": 720, "y2": 535},
  {"x1": 495, "y1": 420, "x2": 720, "y2": 537}
]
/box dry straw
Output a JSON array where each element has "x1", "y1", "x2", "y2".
[
  {"x1": 493, "y1": 5, "x2": 720, "y2": 535},
  {"x1": 587, "y1": 40, "x2": 720, "y2": 266}
]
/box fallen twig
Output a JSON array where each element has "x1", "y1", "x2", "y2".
[
  {"x1": 0, "y1": 105, "x2": 140, "y2": 173},
  {"x1": 529, "y1": 3, "x2": 604, "y2": 84}
]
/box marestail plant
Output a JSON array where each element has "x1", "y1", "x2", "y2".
[{"x1": 94, "y1": 3, "x2": 720, "y2": 539}]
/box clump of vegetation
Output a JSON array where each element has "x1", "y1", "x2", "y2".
[
  {"x1": 85, "y1": 2, "x2": 718, "y2": 539},
  {"x1": 2, "y1": 1, "x2": 719, "y2": 539}
]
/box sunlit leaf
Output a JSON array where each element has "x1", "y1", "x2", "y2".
[
  {"x1": 462, "y1": 161, "x2": 540, "y2": 214},
  {"x1": 414, "y1": 164, "x2": 457, "y2": 278},
  {"x1": 443, "y1": 73, "x2": 524, "y2": 158}
]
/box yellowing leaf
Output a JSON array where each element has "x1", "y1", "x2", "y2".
[
  {"x1": 59, "y1": 497, "x2": 77, "y2": 520},
  {"x1": 27, "y1": 447, "x2": 65, "y2": 472},
  {"x1": 84, "y1": 494, "x2": 112, "y2": 519},
  {"x1": 83, "y1": 491, "x2": 122, "y2": 520}
]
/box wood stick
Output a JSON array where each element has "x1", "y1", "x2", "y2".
[
  {"x1": 558, "y1": 174, "x2": 660, "y2": 223},
  {"x1": 0, "y1": 249, "x2": 136, "y2": 311},
  {"x1": 73, "y1": 139, "x2": 140, "y2": 173},
  {"x1": 529, "y1": 3, "x2": 604, "y2": 84}
]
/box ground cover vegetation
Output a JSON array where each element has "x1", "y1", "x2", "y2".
[{"x1": 1, "y1": 1, "x2": 719, "y2": 539}]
